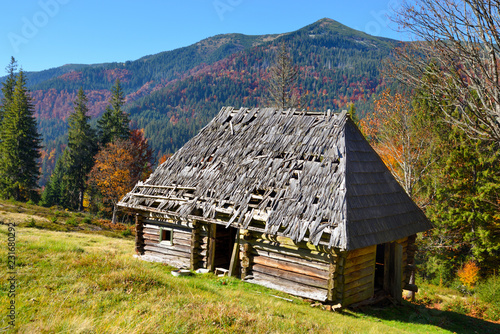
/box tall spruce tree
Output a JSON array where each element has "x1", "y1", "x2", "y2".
[
  {"x1": 97, "y1": 79, "x2": 130, "y2": 146},
  {"x1": 66, "y1": 88, "x2": 97, "y2": 210},
  {"x1": 0, "y1": 69, "x2": 41, "y2": 201},
  {"x1": 0, "y1": 57, "x2": 17, "y2": 124}
]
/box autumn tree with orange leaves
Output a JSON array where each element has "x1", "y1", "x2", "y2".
[{"x1": 88, "y1": 129, "x2": 153, "y2": 223}]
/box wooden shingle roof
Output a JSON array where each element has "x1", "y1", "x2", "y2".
[{"x1": 118, "y1": 107, "x2": 432, "y2": 250}]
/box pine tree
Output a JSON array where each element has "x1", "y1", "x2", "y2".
[
  {"x1": 0, "y1": 57, "x2": 17, "y2": 124},
  {"x1": 97, "y1": 79, "x2": 130, "y2": 146},
  {"x1": 0, "y1": 69, "x2": 42, "y2": 201},
  {"x1": 66, "y1": 88, "x2": 97, "y2": 210},
  {"x1": 41, "y1": 150, "x2": 69, "y2": 207}
]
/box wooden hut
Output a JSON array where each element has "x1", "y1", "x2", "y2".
[{"x1": 118, "y1": 107, "x2": 432, "y2": 306}]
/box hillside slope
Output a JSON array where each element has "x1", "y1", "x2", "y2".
[{"x1": 5, "y1": 18, "x2": 399, "y2": 185}]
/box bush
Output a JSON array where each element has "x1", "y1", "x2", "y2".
[
  {"x1": 25, "y1": 217, "x2": 36, "y2": 227},
  {"x1": 476, "y1": 275, "x2": 500, "y2": 307},
  {"x1": 122, "y1": 228, "x2": 132, "y2": 237},
  {"x1": 66, "y1": 218, "x2": 79, "y2": 227},
  {"x1": 82, "y1": 216, "x2": 92, "y2": 225}
]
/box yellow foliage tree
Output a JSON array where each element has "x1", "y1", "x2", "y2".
[{"x1": 457, "y1": 261, "x2": 480, "y2": 289}]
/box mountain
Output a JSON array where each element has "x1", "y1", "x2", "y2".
[{"x1": 2, "y1": 18, "x2": 400, "y2": 186}]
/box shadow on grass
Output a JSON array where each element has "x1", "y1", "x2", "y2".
[{"x1": 351, "y1": 300, "x2": 500, "y2": 334}]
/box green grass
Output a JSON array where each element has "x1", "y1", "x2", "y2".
[
  {"x1": 0, "y1": 228, "x2": 499, "y2": 333},
  {"x1": 0, "y1": 200, "x2": 499, "y2": 333}
]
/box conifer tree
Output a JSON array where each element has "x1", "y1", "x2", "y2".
[
  {"x1": 0, "y1": 57, "x2": 17, "y2": 124},
  {"x1": 41, "y1": 150, "x2": 69, "y2": 207},
  {"x1": 97, "y1": 79, "x2": 130, "y2": 146},
  {"x1": 0, "y1": 69, "x2": 41, "y2": 201},
  {"x1": 66, "y1": 88, "x2": 97, "y2": 210}
]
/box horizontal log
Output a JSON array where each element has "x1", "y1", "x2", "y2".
[
  {"x1": 342, "y1": 287, "x2": 374, "y2": 306},
  {"x1": 173, "y1": 231, "x2": 192, "y2": 241},
  {"x1": 252, "y1": 264, "x2": 328, "y2": 289},
  {"x1": 144, "y1": 239, "x2": 192, "y2": 253},
  {"x1": 252, "y1": 255, "x2": 329, "y2": 280},
  {"x1": 144, "y1": 244, "x2": 191, "y2": 258},
  {"x1": 248, "y1": 240, "x2": 332, "y2": 263},
  {"x1": 344, "y1": 265, "x2": 375, "y2": 285},
  {"x1": 171, "y1": 238, "x2": 191, "y2": 247},
  {"x1": 344, "y1": 272, "x2": 374, "y2": 292},
  {"x1": 250, "y1": 272, "x2": 328, "y2": 302},
  {"x1": 144, "y1": 221, "x2": 193, "y2": 231},
  {"x1": 344, "y1": 257, "x2": 374, "y2": 275},
  {"x1": 344, "y1": 253, "x2": 375, "y2": 271},
  {"x1": 252, "y1": 233, "x2": 332, "y2": 253},
  {"x1": 142, "y1": 251, "x2": 190, "y2": 268},
  {"x1": 143, "y1": 233, "x2": 159, "y2": 241},
  {"x1": 347, "y1": 245, "x2": 376, "y2": 260},
  {"x1": 143, "y1": 228, "x2": 159, "y2": 236},
  {"x1": 252, "y1": 248, "x2": 330, "y2": 271},
  {"x1": 343, "y1": 281, "x2": 374, "y2": 299}
]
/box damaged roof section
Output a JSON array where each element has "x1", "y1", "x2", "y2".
[{"x1": 119, "y1": 106, "x2": 431, "y2": 251}]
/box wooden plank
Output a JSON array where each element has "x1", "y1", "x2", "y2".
[
  {"x1": 344, "y1": 252, "x2": 375, "y2": 270},
  {"x1": 171, "y1": 238, "x2": 191, "y2": 247},
  {"x1": 327, "y1": 261, "x2": 336, "y2": 302},
  {"x1": 144, "y1": 244, "x2": 191, "y2": 258},
  {"x1": 346, "y1": 245, "x2": 376, "y2": 260},
  {"x1": 141, "y1": 252, "x2": 190, "y2": 268},
  {"x1": 344, "y1": 265, "x2": 375, "y2": 285},
  {"x1": 252, "y1": 255, "x2": 329, "y2": 280},
  {"x1": 344, "y1": 280, "x2": 374, "y2": 298},
  {"x1": 173, "y1": 231, "x2": 192, "y2": 241},
  {"x1": 252, "y1": 264, "x2": 328, "y2": 289},
  {"x1": 143, "y1": 233, "x2": 159, "y2": 241},
  {"x1": 343, "y1": 288, "x2": 374, "y2": 307},
  {"x1": 344, "y1": 272, "x2": 374, "y2": 292},
  {"x1": 344, "y1": 257, "x2": 375, "y2": 275},
  {"x1": 143, "y1": 239, "x2": 191, "y2": 253},
  {"x1": 190, "y1": 221, "x2": 199, "y2": 271},
  {"x1": 144, "y1": 221, "x2": 193, "y2": 232},
  {"x1": 249, "y1": 239, "x2": 332, "y2": 263},
  {"x1": 228, "y1": 229, "x2": 240, "y2": 277},
  {"x1": 252, "y1": 248, "x2": 330, "y2": 271},
  {"x1": 252, "y1": 234, "x2": 331, "y2": 253},
  {"x1": 143, "y1": 228, "x2": 159, "y2": 235},
  {"x1": 249, "y1": 272, "x2": 328, "y2": 302},
  {"x1": 208, "y1": 224, "x2": 217, "y2": 272}
]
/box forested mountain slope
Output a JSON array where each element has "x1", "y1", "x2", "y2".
[{"x1": 2, "y1": 18, "x2": 399, "y2": 185}]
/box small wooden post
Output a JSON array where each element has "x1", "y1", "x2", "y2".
[
  {"x1": 240, "y1": 230, "x2": 252, "y2": 278},
  {"x1": 327, "y1": 255, "x2": 336, "y2": 302},
  {"x1": 228, "y1": 229, "x2": 240, "y2": 277},
  {"x1": 207, "y1": 224, "x2": 217, "y2": 272},
  {"x1": 135, "y1": 214, "x2": 144, "y2": 254},
  {"x1": 190, "y1": 220, "x2": 200, "y2": 271}
]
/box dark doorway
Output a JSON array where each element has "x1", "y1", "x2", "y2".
[
  {"x1": 374, "y1": 243, "x2": 386, "y2": 291},
  {"x1": 213, "y1": 226, "x2": 238, "y2": 270}
]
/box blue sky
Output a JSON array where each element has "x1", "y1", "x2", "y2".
[{"x1": 0, "y1": 0, "x2": 408, "y2": 72}]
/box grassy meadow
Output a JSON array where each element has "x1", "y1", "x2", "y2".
[{"x1": 0, "y1": 200, "x2": 499, "y2": 333}]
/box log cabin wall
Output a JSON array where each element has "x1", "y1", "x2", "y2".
[
  {"x1": 196, "y1": 222, "x2": 210, "y2": 270},
  {"x1": 341, "y1": 245, "x2": 376, "y2": 306},
  {"x1": 140, "y1": 218, "x2": 193, "y2": 269},
  {"x1": 240, "y1": 230, "x2": 335, "y2": 302}
]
